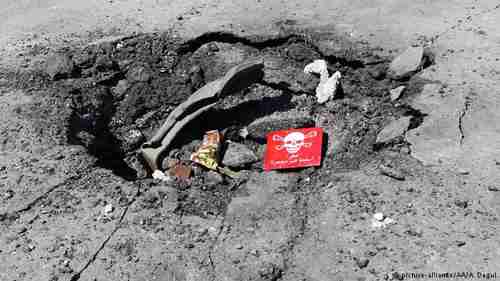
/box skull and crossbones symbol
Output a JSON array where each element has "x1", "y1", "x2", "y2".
[{"x1": 273, "y1": 131, "x2": 318, "y2": 155}]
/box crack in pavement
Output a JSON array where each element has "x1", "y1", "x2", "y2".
[
  {"x1": 278, "y1": 186, "x2": 313, "y2": 280},
  {"x1": 427, "y1": 2, "x2": 500, "y2": 46},
  {"x1": 205, "y1": 216, "x2": 226, "y2": 281},
  {"x1": 278, "y1": 177, "x2": 343, "y2": 280},
  {"x1": 0, "y1": 174, "x2": 81, "y2": 222},
  {"x1": 69, "y1": 182, "x2": 140, "y2": 281},
  {"x1": 176, "y1": 30, "x2": 379, "y2": 69},
  {"x1": 176, "y1": 208, "x2": 223, "y2": 279},
  {"x1": 458, "y1": 93, "x2": 473, "y2": 146}
]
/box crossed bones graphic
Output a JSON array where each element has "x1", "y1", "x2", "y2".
[{"x1": 273, "y1": 131, "x2": 318, "y2": 155}]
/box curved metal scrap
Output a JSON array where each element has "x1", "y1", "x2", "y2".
[{"x1": 141, "y1": 59, "x2": 264, "y2": 171}]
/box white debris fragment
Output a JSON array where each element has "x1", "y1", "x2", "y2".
[
  {"x1": 152, "y1": 169, "x2": 172, "y2": 182},
  {"x1": 103, "y1": 204, "x2": 114, "y2": 214},
  {"x1": 383, "y1": 217, "x2": 395, "y2": 224},
  {"x1": 390, "y1": 86, "x2": 406, "y2": 101},
  {"x1": 304, "y1": 59, "x2": 328, "y2": 76},
  {"x1": 373, "y1": 212, "x2": 384, "y2": 221},
  {"x1": 371, "y1": 213, "x2": 395, "y2": 228},
  {"x1": 208, "y1": 226, "x2": 218, "y2": 234},
  {"x1": 316, "y1": 71, "x2": 341, "y2": 104},
  {"x1": 239, "y1": 127, "x2": 249, "y2": 139},
  {"x1": 304, "y1": 60, "x2": 342, "y2": 104}
]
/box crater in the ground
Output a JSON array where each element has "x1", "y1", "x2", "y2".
[{"x1": 24, "y1": 30, "x2": 427, "y2": 217}]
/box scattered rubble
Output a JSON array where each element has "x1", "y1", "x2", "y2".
[
  {"x1": 162, "y1": 158, "x2": 180, "y2": 170},
  {"x1": 16, "y1": 226, "x2": 28, "y2": 235},
  {"x1": 155, "y1": 185, "x2": 179, "y2": 211},
  {"x1": 222, "y1": 141, "x2": 258, "y2": 169},
  {"x1": 295, "y1": 71, "x2": 320, "y2": 93},
  {"x1": 126, "y1": 64, "x2": 153, "y2": 82},
  {"x1": 388, "y1": 46, "x2": 425, "y2": 80},
  {"x1": 487, "y1": 186, "x2": 499, "y2": 192},
  {"x1": 355, "y1": 257, "x2": 370, "y2": 269},
  {"x1": 367, "y1": 64, "x2": 386, "y2": 80},
  {"x1": 248, "y1": 115, "x2": 315, "y2": 141},
  {"x1": 373, "y1": 212, "x2": 384, "y2": 221},
  {"x1": 152, "y1": 170, "x2": 172, "y2": 182},
  {"x1": 238, "y1": 127, "x2": 249, "y2": 139},
  {"x1": 168, "y1": 163, "x2": 192, "y2": 180},
  {"x1": 454, "y1": 199, "x2": 468, "y2": 209},
  {"x1": 258, "y1": 263, "x2": 283, "y2": 281},
  {"x1": 3, "y1": 189, "x2": 14, "y2": 200},
  {"x1": 121, "y1": 129, "x2": 145, "y2": 152},
  {"x1": 371, "y1": 212, "x2": 395, "y2": 228},
  {"x1": 46, "y1": 52, "x2": 75, "y2": 80},
  {"x1": 376, "y1": 116, "x2": 412, "y2": 144},
  {"x1": 205, "y1": 170, "x2": 224, "y2": 186},
  {"x1": 112, "y1": 79, "x2": 129, "y2": 99},
  {"x1": 405, "y1": 227, "x2": 423, "y2": 237},
  {"x1": 379, "y1": 164, "x2": 405, "y2": 180},
  {"x1": 103, "y1": 204, "x2": 114, "y2": 214},
  {"x1": 390, "y1": 85, "x2": 406, "y2": 101}
]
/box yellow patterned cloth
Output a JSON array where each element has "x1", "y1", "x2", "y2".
[{"x1": 191, "y1": 130, "x2": 239, "y2": 178}]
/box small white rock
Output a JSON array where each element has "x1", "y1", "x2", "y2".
[
  {"x1": 152, "y1": 170, "x2": 172, "y2": 182},
  {"x1": 371, "y1": 213, "x2": 395, "y2": 229},
  {"x1": 373, "y1": 212, "x2": 385, "y2": 221},
  {"x1": 239, "y1": 127, "x2": 249, "y2": 139},
  {"x1": 371, "y1": 220, "x2": 384, "y2": 228},
  {"x1": 382, "y1": 217, "x2": 395, "y2": 225},
  {"x1": 304, "y1": 59, "x2": 328, "y2": 75},
  {"x1": 103, "y1": 204, "x2": 114, "y2": 214},
  {"x1": 390, "y1": 86, "x2": 406, "y2": 101}
]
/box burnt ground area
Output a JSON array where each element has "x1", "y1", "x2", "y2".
[{"x1": 8, "y1": 30, "x2": 493, "y2": 281}]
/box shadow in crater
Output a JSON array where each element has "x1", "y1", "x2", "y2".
[
  {"x1": 67, "y1": 87, "x2": 138, "y2": 181},
  {"x1": 168, "y1": 91, "x2": 296, "y2": 149}
]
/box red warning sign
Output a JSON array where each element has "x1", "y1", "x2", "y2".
[{"x1": 264, "y1": 127, "x2": 323, "y2": 171}]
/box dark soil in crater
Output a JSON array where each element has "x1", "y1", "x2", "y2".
[{"x1": 12, "y1": 30, "x2": 428, "y2": 219}]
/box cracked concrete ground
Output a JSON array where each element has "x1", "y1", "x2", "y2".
[{"x1": 1, "y1": 1, "x2": 500, "y2": 281}]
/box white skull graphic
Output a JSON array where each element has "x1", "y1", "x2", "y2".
[
  {"x1": 283, "y1": 132, "x2": 305, "y2": 154},
  {"x1": 274, "y1": 131, "x2": 317, "y2": 154}
]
